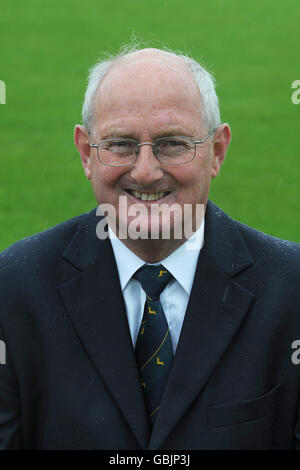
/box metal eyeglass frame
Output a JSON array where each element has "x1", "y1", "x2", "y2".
[{"x1": 89, "y1": 128, "x2": 217, "y2": 167}]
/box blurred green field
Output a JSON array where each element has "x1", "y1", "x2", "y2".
[{"x1": 0, "y1": 0, "x2": 300, "y2": 250}]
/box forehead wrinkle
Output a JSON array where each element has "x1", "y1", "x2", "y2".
[
  {"x1": 95, "y1": 107, "x2": 202, "y2": 140},
  {"x1": 98, "y1": 79, "x2": 199, "y2": 111},
  {"x1": 95, "y1": 78, "x2": 202, "y2": 128}
]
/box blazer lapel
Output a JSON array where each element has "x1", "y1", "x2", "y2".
[
  {"x1": 57, "y1": 209, "x2": 149, "y2": 449},
  {"x1": 148, "y1": 201, "x2": 255, "y2": 449}
]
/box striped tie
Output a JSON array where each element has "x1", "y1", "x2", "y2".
[{"x1": 134, "y1": 264, "x2": 174, "y2": 424}]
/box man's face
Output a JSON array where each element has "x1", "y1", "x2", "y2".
[{"x1": 76, "y1": 54, "x2": 229, "y2": 241}]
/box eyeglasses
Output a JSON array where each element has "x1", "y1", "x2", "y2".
[{"x1": 89, "y1": 128, "x2": 216, "y2": 167}]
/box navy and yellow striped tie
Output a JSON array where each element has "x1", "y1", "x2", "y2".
[{"x1": 134, "y1": 264, "x2": 174, "y2": 424}]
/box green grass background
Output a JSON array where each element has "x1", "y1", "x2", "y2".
[{"x1": 1, "y1": 0, "x2": 299, "y2": 250}]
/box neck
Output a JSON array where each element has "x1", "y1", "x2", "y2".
[{"x1": 117, "y1": 236, "x2": 188, "y2": 263}]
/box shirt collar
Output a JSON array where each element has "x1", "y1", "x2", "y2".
[
  {"x1": 108, "y1": 220, "x2": 204, "y2": 295},
  {"x1": 108, "y1": 227, "x2": 145, "y2": 291},
  {"x1": 160, "y1": 221, "x2": 204, "y2": 294}
]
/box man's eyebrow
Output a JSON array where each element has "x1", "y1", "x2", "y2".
[
  {"x1": 99, "y1": 128, "x2": 190, "y2": 141},
  {"x1": 99, "y1": 130, "x2": 136, "y2": 140},
  {"x1": 155, "y1": 129, "x2": 189, "y2": 138}
]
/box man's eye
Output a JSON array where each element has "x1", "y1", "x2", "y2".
[
  {"x1": 157, "y1": 139, "x2": 191, "y2": 153},
  {"x1": 106, "y1": 141, "x2": 135, "y2": 153}
]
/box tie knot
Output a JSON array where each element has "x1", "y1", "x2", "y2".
[{"x1": 134, "y1": 264, "x2": 173, "y2": 300}]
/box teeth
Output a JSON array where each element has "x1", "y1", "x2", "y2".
[{"x1": 130, "y1": 190, "x2": 169, "y2": 201}]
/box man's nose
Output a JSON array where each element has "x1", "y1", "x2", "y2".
[{"x1": 129, "y1": 143, "x2": 164, "y2": 185}]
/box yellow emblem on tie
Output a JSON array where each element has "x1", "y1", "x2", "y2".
[
  {"x1": 148, "y1": 306, "x2": 156, "y2": 315},
  {"x1": 156, "y1": 357, "x2": 164, "y2": 366},
  {"x1": 158, "y1": 270, "x2": 167, "y2": 277},
  {"x1": 141, "y1": 382, "x2": 146, "y2": 388},
  {"x1": 140, "y1": 327, "x2": 145, "y2": 335}
]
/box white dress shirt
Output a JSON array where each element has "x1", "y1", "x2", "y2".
[{"x1": 108, "y1": 223, "x2": 204, "y2": 353}]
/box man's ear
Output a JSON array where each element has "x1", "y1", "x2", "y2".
[
  {"x1": 74, "y1": 125, "x2": 92, "y2": 180},
  {"x1": 211, "y1": 123, "x2": 231, "y2": 178}
]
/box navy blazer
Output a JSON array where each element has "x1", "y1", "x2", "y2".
[{"x1": 0, "y1": 200, "x2": 300, "y2": 449}]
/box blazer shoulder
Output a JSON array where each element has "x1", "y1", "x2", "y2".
[
  {"x1": 233, "y1": 217, "x2": 300, "y2": 270},
  {"x1": 235, "y1": 218, "x2": 300, "y2": 253},
  {"x1": 0, "y1": 209, "x2": 95, "y2": 277},
  {"x1": 205, "y1": 201, "x2": 300, "y2": 277}
]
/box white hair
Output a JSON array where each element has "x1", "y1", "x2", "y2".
[{"x1": 82, "y1": 44, "x2": 221, "y2": 134}]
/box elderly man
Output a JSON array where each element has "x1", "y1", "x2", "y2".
[{"x1": 0, "y1": 47, "x2": 300, "y2": 450}]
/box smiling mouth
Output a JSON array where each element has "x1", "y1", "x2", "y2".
[{"x1": 126, "y1": 190, "x2": 171, "y2": 201}]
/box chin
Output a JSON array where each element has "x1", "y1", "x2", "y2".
[{"x1": 124, "y1": 215, "x2": 182, "y2": 242}]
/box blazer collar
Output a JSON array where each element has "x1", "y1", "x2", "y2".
[
  {"x1": 202, "y1": 200, "x2": 254, "y2": 277},
  {"x1": 62, "y1": 208, "x2": 103, "y2": 271}
]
